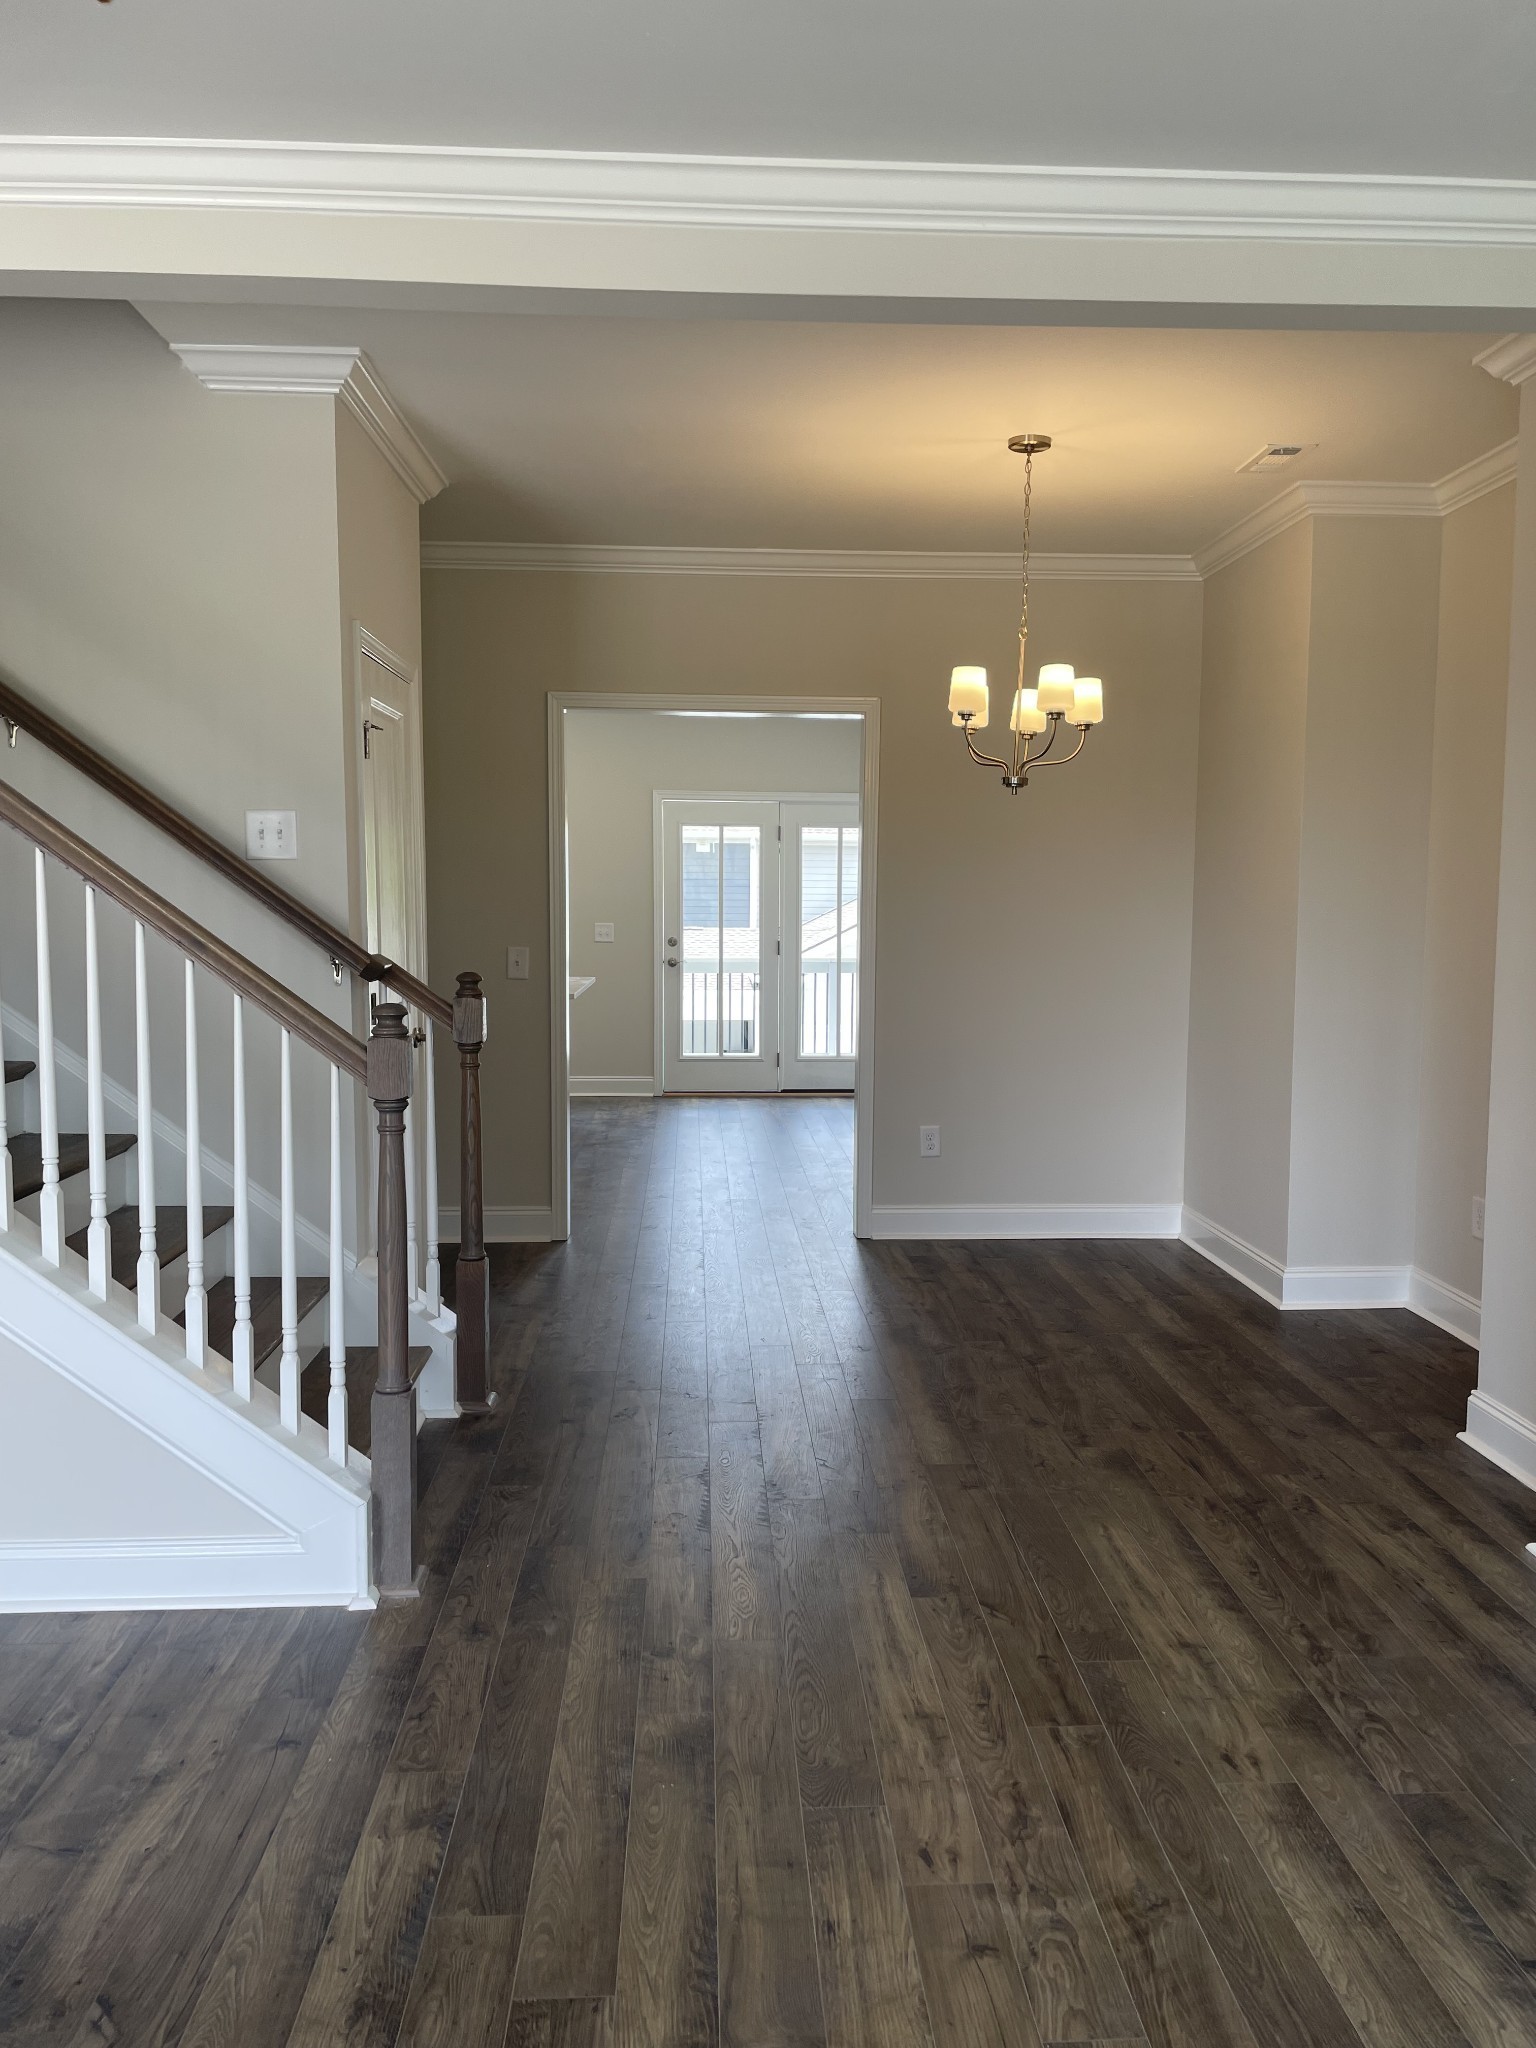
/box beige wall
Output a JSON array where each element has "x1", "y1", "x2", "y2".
[
  {"x1": 1288, "y1": 517, "x2": 1441, "y2": 1270},
  {"x1": 1183, "y1": 522, "x2": 1312, "y2": 1263},
  {"x1": 1414, "y1": 487, "x2": 1515, "y2": 1301},
  {"x1": 423, "y1": 568, "x2": 1203, "y2": 1218},
  {"x1": 566, "y1": 709, "x2": 861, "y2": 1083}
]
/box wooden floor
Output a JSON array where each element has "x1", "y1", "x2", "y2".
[{"x1": 5, "y1": 1096, "x2": 1536, "y2": 2048}]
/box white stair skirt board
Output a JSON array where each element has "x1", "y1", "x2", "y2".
[
  {"x1": 570, "y1": 1075, "x2": 657, "y2": 1097},
  {"x1": 866, "y1": 1204, "x2": 1182, "y2": 1241},
  {"x1": 439, "y1": 1205, "x2": 557, "y2": 1245},
  {"x1": 1461, "y1": 1393, "x2": 1536, "y2": 1517},
  {"x1": 0, "y1": 1227, "x2": 371, "y2": 1610}
]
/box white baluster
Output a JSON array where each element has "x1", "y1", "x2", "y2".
[
  {"x1": 134, "y1": 920, "x2": 159, "y2": 1330},
  {"x1": 182, "y1": 958, "x2": 206, "y2": 1366},
  {"x1": 230, "y1": 995, "x2": 254, "y2": 1399},
  {"x1": 327, "y1": 1062, "x2": 347, "y2": 1465},
  {"x1": 83, "y1": 886, "x2": 109, "y2": 1296},
  {"x1": 0, "y1": 927, "x2": 13, "y2": 1230},
  {"x1": 33, "y1": 850, "x2": 64, "y2": 1265},
  {"x1": 278, "y1": 1028, "x2": 301, "y2": 1433},
  {"x1": 422, "y1": 1017, "x2": 441, "y2": 1314}
]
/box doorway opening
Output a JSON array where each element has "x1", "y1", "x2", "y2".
[{"x1": 548, "y1": 695, "x2": 879, "y2": 1240}]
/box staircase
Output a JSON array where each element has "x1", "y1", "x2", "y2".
[{"x1": 0, "y1": 674, "x2": 491, "y2": 1612}]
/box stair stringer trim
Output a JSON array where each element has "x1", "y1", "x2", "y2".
[{"x1": 0, "y1": 1225, "x2": 374, "y2": 1611}]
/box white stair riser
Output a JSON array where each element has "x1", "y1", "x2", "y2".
[
  {"x1": 252, "y1": 1290, "x2": 332, "y2": 1394},
  {"x1": 15, "y1": 1148, "x2": 135, "y2": 1239}
]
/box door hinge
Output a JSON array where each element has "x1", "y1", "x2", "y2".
[
  {"x1": 776, "y1": 938, "x2": 781, "y2": 955},
  {"x1": 776, "y1": 1052, "x2": 781, "y2": 1067}
]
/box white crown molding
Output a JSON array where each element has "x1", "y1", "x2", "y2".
[
  {"x1": 420, "y1": 540, "x2": 1200, "y2": 581},
  {"x1": 11, "y1": 137, "x2": 1536, "y2": 248},
  {"x1": 1194, "y1": 439, "x2": 1520, "y2": 576},
  {"x1": 167, "y1": 341, "x2": 447, "y2": 502},
  {"x1": 1474, "y1": 333, "x2": 1536, "y2": 385},
  {"x1": 1435, "y1": 437, "x2": 1519, "y2": 514}
]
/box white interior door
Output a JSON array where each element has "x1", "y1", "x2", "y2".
[
  {"x1": 781, "y1": 801, "x2": 860, "y2": 1091},
  {"x1": 660, "y1": 800, "x2": 780, "y2": 1093},
  {"x1": 358, "y1": 639, "x2": 425, "y2": 977}
]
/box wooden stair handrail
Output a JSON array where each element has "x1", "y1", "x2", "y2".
[
  {"x1": 0, "y1": 780, "x2": 367, "y2": 1081},
  {"x1": 0, "y1": 672, "x2": 450, "y2": 1027}
]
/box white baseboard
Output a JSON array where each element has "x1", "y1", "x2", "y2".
[
  {"x1": 438, "y1": 1204, "x2": 557, "y2": 1244},
  {"x1": 1461, "y1": 1390, "x2": 1536, "y2": 1502},
  {"x1": 570, "y1": 1074, "x2": 656, "y2": 1097},
  {"x1": 865, "y1": 1203, "x2": 1181, "y2": 1241},
  {"x1": 1183, "y1": 1208, "x2": 1483, "y2": 1337},
  {"x1": 1407, "y1": 1269, "x2": 1482, "y2": 1348},
  {"x1": 1180, "y1": 1208, "x2": 1285, "y2": 1305}
]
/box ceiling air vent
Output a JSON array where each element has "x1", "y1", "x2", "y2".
[{"x1": 1238, "y1": 443, "x2": 1312, "y2": 475}]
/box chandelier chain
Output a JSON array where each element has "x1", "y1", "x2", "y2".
[{"x1": 1017, "y1": 448, "x2": 1033, "y2": 695}]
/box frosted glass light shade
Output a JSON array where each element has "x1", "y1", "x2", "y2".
[
  {"x1": 949, "y1": 665, "x2": 989, "y2": 727},
  {"x1": 1071, "y1": 677, "x2": 1104, "y2": 725},
  {"x1": 1037, "y1": 663, "x2": 1076, "y2": 714},
  {"x1": 1010, "y1": 686, "x2": 1047, "y2": 734}
]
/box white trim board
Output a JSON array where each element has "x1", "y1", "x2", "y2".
[
  {"x1": 1181, "y1": 1208, "x2": 1483, "y2": 1339},
  {"x1": 423, "y1": 542, "x2": 1199, "y2": 582},
  {"x1": 165, "y1": 341, "x2": 447, "y2": 502},
  {"x1": 15, "y1": 139, "x2": 1536, "y2": 248},
  {"x1": 1461, "y1": 1392, "x2": 1536, "y2": 1512},
  {"x1": 438, "y1": 1204, "x2": 556, "y2": 1244},
  {"x1": 867, "y1": 1203, "x2": 1181, "y2": 1241},
  {"x1": 570, "y1": 1075, "x2": 656, "y2": 1097},
  {"x1": 1194, "y1": 440, "x2": 1518, "y2": 577}
]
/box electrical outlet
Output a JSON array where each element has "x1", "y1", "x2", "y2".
[
  {"x1": 245, "y1": 810, "x2": 297, "y2": 861},
  {"x1": 920, "y1": 1125, "x2": 940, "y2": 1158},
  {"x1": 1473, "y1": 1194, "x2": 1485, "y2": 1241},
  {"x1": 506, "y1": 945, "x2": 529, "y2": 980},
  {"x1": 594, "y1": 922, "x2": 615, "y2": 943}
]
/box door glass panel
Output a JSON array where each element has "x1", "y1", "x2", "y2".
[
  {"x1": 681, "y1": 823, "x2": 761, "y2": 1058},
  {"x1": 800, "y1": 823, "x2": 859, "y2": 1059}
]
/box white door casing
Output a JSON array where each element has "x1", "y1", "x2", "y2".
[{"x1": 354, "y1": 627, "x2": 427, "y2": 981}]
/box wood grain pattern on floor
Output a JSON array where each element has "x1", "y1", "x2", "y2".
[{"x1": 5, "y1": 1094, "x2": 1536, "y2": 2048}]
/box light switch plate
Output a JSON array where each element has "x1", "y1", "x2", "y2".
[
  {"x1": 594, "y1": 922, "x2": 615, "y2": 943},
  {"x1": 1473, "y1": 1194, "x2": 1485, "y2": 1241},
  {"x1": 245, "y1": 810, "x2": 297, "y2": 860},
  {"x1": 507, "y1": 945, "x2": 529, "y2": 980}
]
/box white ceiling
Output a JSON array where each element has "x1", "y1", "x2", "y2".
[
  {"x1": 137, "y1": 304, "x2": 1516, "y2": 555},
  {"x1": 10, "y1": 1, "x2": 1536, "y2": 181}
]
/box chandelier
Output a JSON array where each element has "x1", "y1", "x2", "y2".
[{"x1": 947, "y1": 434, "x2": 1104, "y2": 794}]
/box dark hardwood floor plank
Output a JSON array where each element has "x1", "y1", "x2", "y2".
[
  {"x1": 904, "y1": 1883, "x2": 1044, "y2": 2048},
  {"x1": 768, "y1": 1492, "x2": 883, "y2": 1810},
  {"x1": 803, "y1": 1805, "x2": 935, "y2": 2048},
  {"x1": 514, "y1": 1574, "x2": 649, "y2": 2000}
]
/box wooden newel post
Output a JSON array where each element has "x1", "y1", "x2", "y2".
[
  {"x1": 369, "y1": 1001, "x2": 420, "y2": 1597},
  {"x1": 453, "y1": 970, "x2": 493, "y2": 1413}
]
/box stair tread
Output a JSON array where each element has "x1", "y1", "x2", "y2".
[
  {"x1": 9, "y1": 1130, "x2": 136, "y2": 1202},
  {"x1": 66, "y1": 1203, "x2": 235, "y2": 1288},
  {"x1": 299, "y1": 1344, "x2": 431, "y2": 1457},
  {"x1": 4, "y1": 1059, "x2": 34, "y2": 1085},
  {"x1": 189, "y1": 1273, "x2": 329, "y2": 1371}
]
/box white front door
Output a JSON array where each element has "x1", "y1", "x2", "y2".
[
  {"x1": 660, "y1": 800, "x2": 781, "y2": 1093},
  {"x1": 780, "y1": 801, "x2": 860, "y2": 1091}
]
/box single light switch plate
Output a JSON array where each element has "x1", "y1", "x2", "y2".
[
  {"x1": 1473, "y1": 1194, "x2": 1485, "y2": 1241},
  {"x1": 594, "y1": 922, "x2": 615, "y2": 943},
  {"x1": 245, "y1": 810, "x2": 297, "y2": 860},
  {"x1": 507, "y1": 945, "x2": 530, "y2": 980},
  {"x1": 920, "y1": 1125, "x2": 940, "y2": 1158}
]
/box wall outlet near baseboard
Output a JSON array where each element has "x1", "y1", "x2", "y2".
[
  {"x1": 1473, "y1": 1194, "x2": 1485, "y2": 1241},
  {"x1": 919, "y1": 1125, "x2": 940, "y2": 1158},
  {"x1": 506, "y1": 945, "x2": 529, "y2": 980}
]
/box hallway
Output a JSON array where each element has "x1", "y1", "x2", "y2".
[{"x1": 4, "y1": 1096, "x2": 1536, "y2": 2046}]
